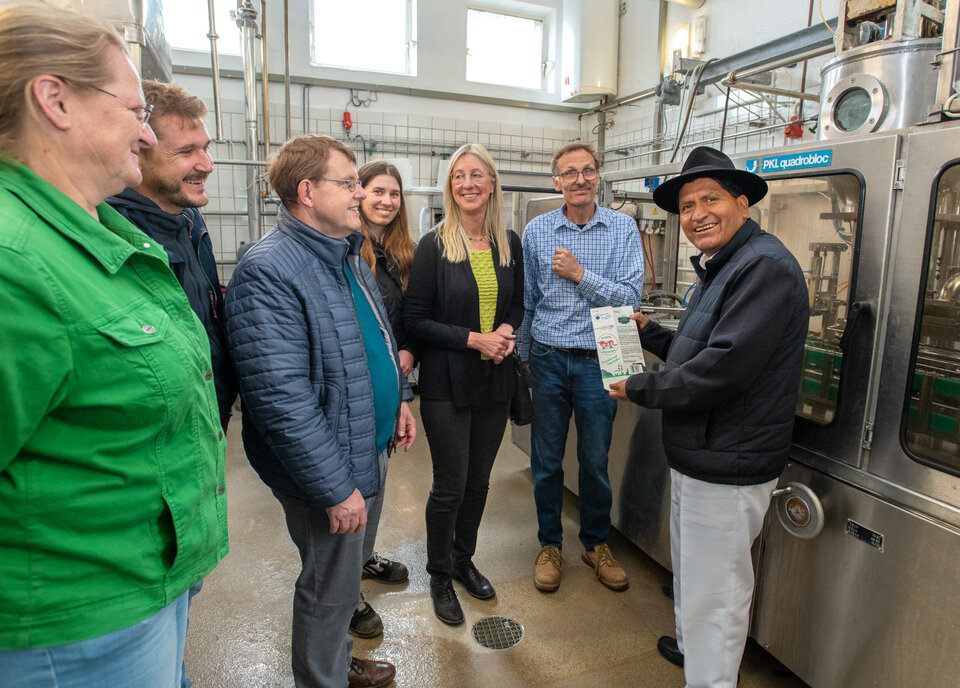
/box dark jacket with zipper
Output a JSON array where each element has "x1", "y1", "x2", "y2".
[
  {"x1": 625, "y1": 219, "x2": 808, "y2": 485},
  {"x1": 224, "y1": 206, "x2": 413, "y2": 506},
  {"x1": 371, "y1": 242, "x2": 417, "y2": 358},
  {"x1": 404, "y1": 228, "x2": 524, "y2": 407},
  {"x1": 108, "y1": 188, "x2": 237, "y2": 430}
]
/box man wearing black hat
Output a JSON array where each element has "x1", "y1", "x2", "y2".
[{"x1": 610, "y1": 146, "x2": 808, "y2": 688}]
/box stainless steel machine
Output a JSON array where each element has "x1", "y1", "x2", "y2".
[{"x1": 513, "y1": 1, "x2": 960, "y2": 684}]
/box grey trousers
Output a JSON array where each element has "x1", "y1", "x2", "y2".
[{"x1": 275, "y1": 451, "x2": 387, "y2": 688}]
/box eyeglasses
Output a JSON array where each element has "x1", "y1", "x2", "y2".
[
  {"x1": 317, "y1": 177, "x2": 362, "y2": 191},
  {"x1": 451, "y1": 171, "x2": 490, "y2": 185},
  {"x1": 555, "y1": 167, "x2": 599, "y2": 183},
  {"x1": 90, "y1": 86, "x2": 154, "y2": 128}
]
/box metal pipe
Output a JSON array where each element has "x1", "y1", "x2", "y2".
[
  {"x1": 212, "y1": 158, "x2": 268, "y2": 166},
  {"x1": 719, "y1": 85, "x2": 731, "y2": 151},
  {"x1": 726, "y1": 44, "x2": 833, "y2": 84},
  {"x1": 720, "y1": 79, "x2": 819, "y2": 102},
  {"x1": 260, "y1": 0, "x2": 270, "y2": 157},
  {"x1": 207, "y1": 0, "x2": 224, "y2": 141},
  {"x1": 598, "y1": 110, "x2": 607, "y2": 152},
  {"x1": 603, "y1": 115, "x2": 820, "y2": 167},
  {"x1": 670, "y1": 59, "x2": 715, "y2": 162},
  {"x1": 283, "y1": 0, "x2": 291, "y2": 138},
  {"x1": 237, "y1": 0, "x2": 261, "y2": 244},
  {"x1": 654, "y1": 0, "x2": 668, "y2": 166}
]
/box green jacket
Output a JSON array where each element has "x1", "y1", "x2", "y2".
[{"x1": 0, "y1": 158, "x2": 229, "y2": 649}]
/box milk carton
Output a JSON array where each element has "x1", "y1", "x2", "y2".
[{"x1": 589, "y1": 306, "x2": 646, "y2": 390}]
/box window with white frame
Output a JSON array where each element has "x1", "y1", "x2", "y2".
[
  {"x1": 164, "y1": 0, "x2": 242, "y2": 55},
  {"x1": 466, "y1": 8, "x2": 544, "y2": 90},
  {"x1": 311, "y1": 0, "x2": 417, "y2": 75}
]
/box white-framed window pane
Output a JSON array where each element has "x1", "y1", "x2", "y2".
[
  {"x1": 466, "y1": 9, "x2": 542, "y2": 90},
  {"x1": 164, "y1": 0, "x2": 242, "y2": 55},
  {"x1": 312, "y1": 0, "x2": 416, "y2": 75}
]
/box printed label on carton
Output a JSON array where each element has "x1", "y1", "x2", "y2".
[{"x1": 590, "y1": 306, "x2": 646, "y2": 390}]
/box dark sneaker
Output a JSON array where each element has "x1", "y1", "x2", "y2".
[
  {"x1": 349, "y1": 594, "x2": 383, "y2": 639},
  {"x1": 362, "y1": 552, "x2": 409, "y2": 583}
]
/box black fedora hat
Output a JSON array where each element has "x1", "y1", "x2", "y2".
[{"x1": 652, "y1": 146, "x2": 767, "y2": 214}]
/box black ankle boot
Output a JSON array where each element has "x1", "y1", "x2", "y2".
[
  {"x1": 430, "y1": 579, "x2": 464, "y2": 625},
  {"x1": 453, "y1": 561, "x2": 495, "y2": 599}
]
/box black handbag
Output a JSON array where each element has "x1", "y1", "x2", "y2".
[{"x1": 509, "y1": 353, "x2": 534, "y2": 426}]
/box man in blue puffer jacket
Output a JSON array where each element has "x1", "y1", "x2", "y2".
[
  {"x1": 610, "y1": 147, "x2": 808, "y2": 688},
  {"x1": 225, "y1": 135, "x2": 415, "y2": 688}
]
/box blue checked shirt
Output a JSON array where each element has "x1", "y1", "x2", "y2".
[{"x1": 515, "y1": 203, "x2": 644, "y2": 359}]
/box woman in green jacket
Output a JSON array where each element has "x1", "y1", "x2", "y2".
[{"x1": 0, "y1": 5, "x2": 228, "y2": 686}]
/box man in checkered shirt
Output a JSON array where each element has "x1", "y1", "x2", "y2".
[{"x1": 515, "y1": 142, "x2": 644, "y2": 594}]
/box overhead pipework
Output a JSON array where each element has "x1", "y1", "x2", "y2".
[{"x1": 236, "y1": 0, "x2": 262, "y2": 247}]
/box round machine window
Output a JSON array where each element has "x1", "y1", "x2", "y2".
[{"x1": 834, "y1": 87, "x2": 872, "y2": 131}]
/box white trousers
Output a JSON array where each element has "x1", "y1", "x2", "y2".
[{"x1": 670, "y1": 468, "x2": 778, "y2": 688}]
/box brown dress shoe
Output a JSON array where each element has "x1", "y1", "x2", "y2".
[
  {"x1": 534, "y1": 545, "x2": 563, "y2": 592},
  {"x1": 581, "y1": 544, "x2": 629, "y2": 590},
  {"x1": 347, "y1": 657, "x2": 395, "y2": 688}
]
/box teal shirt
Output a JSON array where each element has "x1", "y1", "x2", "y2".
[
  {"x1": 344, "y1": 260, "x2": 400, "y2": 454},
  {"x1": 0, "y1": 158, "x2": 228, "y2": 649}
]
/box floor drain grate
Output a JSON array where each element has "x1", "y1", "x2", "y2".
[{"x1": 471, "y1": 615, "x2": 524, "y2": 650}]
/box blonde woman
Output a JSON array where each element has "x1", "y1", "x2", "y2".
[{"x1": 404, "y1": 143, "x2": 523, "y2": 625}]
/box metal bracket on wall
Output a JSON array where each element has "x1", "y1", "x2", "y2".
[{"x1": 893, "y1": 159, "x2": 906, "y2": 190}]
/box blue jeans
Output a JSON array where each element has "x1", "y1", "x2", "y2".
[
  {"x1": 0, "y1": 591, "x2": 191, "y2": 688},
  {"x1": 529, "y1": 340, "x2": 618, "y2": 550}
]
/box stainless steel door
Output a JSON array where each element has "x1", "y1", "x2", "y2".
[
  {"x1": 869, "y1": 122, "x2": 960, "y2": 522},
  {"x1": 727, "y1": 136, "x2": 901, "y2": 469},
  {"x1": 753, "y1": 462, "x2": 960, "y2": 688}
]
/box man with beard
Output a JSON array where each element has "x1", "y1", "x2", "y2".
[
  {"x1": 108, "y1": 80, "x2": 237, "y2": 432},
  {"x1": 107, "y1": 81, "x2": 236, "y2": 688}
]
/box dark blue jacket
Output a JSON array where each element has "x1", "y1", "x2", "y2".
[
  {"x1": 626, "y1": 220, "x2": 808, "y2": 485},
  {"x1": 107, "y1": 188, "x2": 237, "y2": 430},
  {"x1": 225, "y1": 206, "x2": 413, "y2": 506}
]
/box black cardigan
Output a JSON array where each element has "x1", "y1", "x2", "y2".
[{"x1": 404, "y1": 229, "x2": 524, "y2": 406}]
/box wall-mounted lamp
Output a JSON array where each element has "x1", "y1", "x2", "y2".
[
  {"x1": 671, "y1": 23, "x2": 690, "y2": 59},
  {"x1": 691, "y1": 16, "x2": 706, "y2": 57}
]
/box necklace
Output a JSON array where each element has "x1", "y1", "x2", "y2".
[{"x1": 467, "y1": 234, "x2": 488, "y2": 243}]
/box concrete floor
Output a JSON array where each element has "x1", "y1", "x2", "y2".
[{"x1": 185, "y1": 398, "x2": 810, "y2": 688}]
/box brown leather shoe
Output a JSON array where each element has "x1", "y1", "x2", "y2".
[
  {"x1": 534, "y1": 545, "x2": 562, "y2": 592},
  {"x1": 581, "y1": 544, "x2": 629, "y2": 590},
  {"x1": 347, "y1": 657, "x2": 395, "y2": 688}
]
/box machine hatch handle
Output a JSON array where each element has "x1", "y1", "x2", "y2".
[
  {"x1": 838, "y1": 299, "x2": 872, "y2": 354},
  {"x1": 774, "y1": 482, "x2": 825, "y2": 539}
]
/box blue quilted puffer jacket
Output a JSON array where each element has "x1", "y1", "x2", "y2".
[{"x1": 225, "y1": 206, "x2": 412, "y2": 506}]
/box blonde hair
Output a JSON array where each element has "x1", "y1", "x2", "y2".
[
  {"x1": 358, "y1": 160, "x2": 415, "y2": 290},
  {"x1": 439, "y1": 143, "x2": 510, "y2": 266},
  {"x1": 268, "y1": 134, "x2": 356, "y2": 208},
  {"x1": 0, "y1": 2, "x2": 127, "y2": 152}
]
